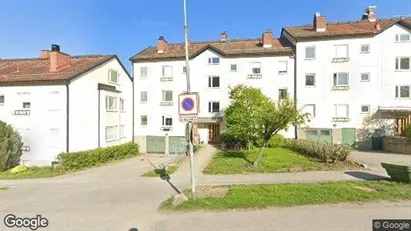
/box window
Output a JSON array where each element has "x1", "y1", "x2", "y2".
[
  {"x1": 141, "y1": 115, "x2": 148, "y2": 125},
  {"x1": 162, "y1": 90, "x2": 173, "y2": 102},
  {"x1": 305, "y1": 74, "x2": 315, "y2": 86},
  {"x1": 320, "y1": 130, "x2": 331, "y2": 136},
  {"x1": 140, "y1": 91, "x2": 147, "y2": 103},
  {"x1": 306, "y1": 129, "x2": 318, "y2": 136},
  {"x1": 251, "y1": 62, "x2": 261, "y2": 74},
  {"x1": 278, "y1": 61, "x2": 287, "y2": 74},
  {"x1": 208, "y1": 76, "x2": 220, "y2": 88},
  {"x1": 120, "y1": 98, "x2": 125, "y2": 111},
  {"x1": 230, "y1": 64, "x2": 237, "y2": 72},
  {"x1": 334, "y1": 104, "x2": 349, "y2": 118},
  {"x1": 208, "y1": 101, "x2": 220, "y2": 113},
  {"x1": 23, "y1": 102, "x2": 31, "y2": 109},
  {"x1": 360, "y1": 73, "x2": 370, "y2": 82},
  {"x1": 105, "y1": 96, "x2": 117, "y2": 111},
  {"x1": 395, "y1": 85, "x2": 411, "y2": 99},
  {"x1": 395, "y1": 57, "x2": 410, "y2": 70},
  {"x1": 395, "y1": 34, "x2": 410, "y2": 42},
  {"x1": 333, "y1": 73, "x2": 349, "y2": 86},
  {"x1": 182, "y1": 66, "x2": 187, "y2": 73},
  {"x1": 0, "y1": 95, "x2": 4, "y2": 106},
  {"x1": 360, "y1": 44, "x2": 370, "y2": 53},
  {"x1": 162, "y1": 116, "x2": 173, "y2": 127},
  {"x1": 140, "y1": 67, "x2": 147, "y2": 78},
  {"x1": 278, "y1": 89, "x2": 288, "y2": 100},
  {"x1": 162, "y1": 65, "x2": 172, "y2": 77},
  {"x1": 108, "y1": 69, "x2": 119, "y2": 84},
  {"x1": 305, "y1": 46, "x2": 315, "y2": 59},
  {"x1": 361, "y1": 105, "x2": 370, "y2": 114},
  {"x1": 303, "y1": 104, "x2": 316, "y2": 118},
  {"x1": 105, "y1": 126, "x2": 118, "y2": 142},
  {"x1": 120, "y1": 125, "x2": 126, "y2": 138},
  {"x1": 208, "y1": 57, "x2": 220, "y2": 65},
  {"x1": 334, "y1": 44, "x2": 349, "y2": 58}
]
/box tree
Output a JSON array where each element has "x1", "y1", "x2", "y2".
[
  {"x1": 0, "y1": 120, "x2": 23, "y2": 171},
  {"x1": 223, "y1": 85, "x2": 270, "y2": 149}
]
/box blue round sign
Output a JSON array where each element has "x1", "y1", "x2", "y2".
[{"x1": 181, "y1": 98, "x2": 194, "y2": 111}]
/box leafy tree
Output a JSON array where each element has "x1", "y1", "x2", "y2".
[{"x1": 0, "y1": 120, "x2": 23, "y2": 171}]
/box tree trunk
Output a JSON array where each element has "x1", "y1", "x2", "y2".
[
  {"x1": 253, "y1": 143, "x2": 265, "y2": 167},
  {"x1": 248, "y1": 140, "x2": 252, "y2": 150}
]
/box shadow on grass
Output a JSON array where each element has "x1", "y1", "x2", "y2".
[
  {"x1": 144, "y1": 156, "x2": 182, "y2": 194},
  {"x1": 128, "y1": 228, "x2": 138, "y2": 231},
  {"x1": 345, "y1": 171, "x2": 389, "y2": 180},
  {"x1": 219, "y1": 150, "x2": 253, "y2": 164}
]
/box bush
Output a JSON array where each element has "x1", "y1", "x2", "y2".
[
  {"x1": 405, "y1": 124, "x2": 411, "y2": 140},
  {"x1": 219, "y1": 132, "x2": 246, "y2": 150},
  {"x1": 0, "y1": 120, "x2": 24, "y2": 171},
  {"x1": 267, "y1": 134, "x2": 286, "y2": 148},
  {"x1": 9, "y1": 165, "x2": 28, "y2": 174},
  {"x1": 57, "y1": 142, "x2": 139, "y2": 171},
  {"x1": 282, "y1": 139, "x2": 351, "y2": 163}
]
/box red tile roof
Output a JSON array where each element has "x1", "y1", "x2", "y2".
[
  {"x1": 130, "y1": 38, "x2": 294, "y2": 62},
  {"x1": 283, "y1": 17, "x2": 411, "y2": 41},
  {"x1": 0, "y1": 55, "x2": 116, "y2": 84}
]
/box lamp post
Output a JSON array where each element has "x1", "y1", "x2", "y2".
[{"x1": 183, "y1": 0, "x2": 195, "y2": 198}]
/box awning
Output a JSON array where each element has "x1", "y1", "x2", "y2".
[
  {"x1": 378, "y1": 106, "x2": 411, "y2": 112},
  {"x1": 377, "y1": 106, "x2": 411, "y2": 119},
  {"x1": 196, "y1": 117, "x2": 223, "y2": 123}
]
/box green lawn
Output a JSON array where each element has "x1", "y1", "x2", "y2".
[
  {"x1": 159, "y1": 180, "x2": 411, "y2": 211},
  {"x1": 141, "y1": 165, "x2": 179, "y2": 177},
  {"x1": 0, "y1": 187, "x2": 8, "y2": 191},
  {"x1": 203, "y1": 148, "x2": 358, "y2": 175},
  {"x1": 0, "y1": 167, "x2": 68, "y2": 180}
]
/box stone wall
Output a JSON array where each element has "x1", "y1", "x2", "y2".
[{"x1": 382, "y1": 137, "x2": 411, "y2": 155}]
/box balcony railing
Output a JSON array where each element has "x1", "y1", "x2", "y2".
[
  {"x1": 14, "y1": 109, "x2": 31, "y2": 116},
  {"x1": 247, "y1": 74, "x2": 262, "y2": 79},
  {"x1": 331, "y1": 57, "x2": 350, "y2": 63},
  {"x1": 332, "y1": 117, "x2": 350, "y2": 122},
  {"x1": 160, "y1": 101, "x2": 173, "y2": 106},
  {"x1": 331, "y1": 85, "x2": 350, "y2": 91},
  {"x1": 160, "y1": 76, "x2": 173, "y2": 82}
]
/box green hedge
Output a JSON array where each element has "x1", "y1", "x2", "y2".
[
  {"x1": 405, "y1": 124, "x2": 411, "y2": 140},
  {"x1": 57, "y1": 142, "x2": 139, "y2": 171},
  {"x1": 282, "y1": 139, "x2": 351, "y2": 163}
]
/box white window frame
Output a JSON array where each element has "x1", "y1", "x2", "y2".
[
  {"x1": 140, "y1": 91, "x2": 147, "y2": 103},
  {"x1": 360, "y1": 44, "x2": 370, "y2": 53},
  {"x1": 395, "y1": 57, "x2": 410, "y2": 71},
  {"x1": 108, "y1": 69, "x2": 119, "y2": 84},
  {"x1": 208, "y1": 76, "x2": 220, "y2": 88},
  {"x1": 305, "y1": 73, "x2": 316, "y2": 87},
  {"x1": 360, "y1": 73, "x2": 370, "y2": 82},
  {"x1": 278, "y1": 61, "x2": 288, "y2": 74},
  {"x1": 360, "y1": 105, "x2": 370, "y2": 114},
  {"x1": 230, "y1": 64, "x2": 237, "y2": 72},
  {"x1": 395, "y1": 34, "x2": 410, "y2": 42},
  {"x1": 120, "y1": 125, "x2": 126, "y2": 138},
  {"x1": 333, "y1": 72, "x2": 349, "y2": 86},
  {"x1": 140, "y1": 115, "x2": 148, "y2": 126},
  {"x1": 303, "y1": 104, "x2": 316, "y2": 118},
  {"x1": 208, "y1": 101, "x2": 220, "y2": 113},
  {"x1": 208, "y1": 57, "x2": 220, "y2": 65},
  {"x1": 162, "y1": 90, "x2": 173, "y2": 102},
  {"x1": 334, "y1": 44, "x2": 349, "y2": 58},
  {"x1": 0, "y1": 94, "x2": 5, "y2": 106},
  {"x1": 278, "y1": 88, "x2": 288, "y2": 100},
  {"x1": 162, "y1": 65, "x2": 173, "y2": 77},
  {"x1": 251, "y1": 62, "x2": 261, "y2": 74},
  {"x1": 395, "y1": 85, "x2": 411, "y2": 99},
  {"x1": 140, "y1": 66, "x2": 148, "y2": 78},
  {"x1": 105, "y1": 125, "x2": 118, "y2": 142},
  {"x1": 305, "y1": 46, "x2": 316, "y2": 59},
  {"x1": 105, "y1": 96, "x2": 117, "y2": 111},
  {"x1": 334, "y1": 104, "x2": 349, "y2": 118},
  {"x1": 120, "y1": 98, "x2": 125, "y2": 112},
  {"x1": 162, "y1": 115, "x2": 173, "y2": 127}
]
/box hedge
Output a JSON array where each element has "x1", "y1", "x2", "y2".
[
  {"x1": 57, "y1": 142, "x2": 139, "y2": 171},
  {"x1": 282, "y1": 139, "x2": 351, "y2": 163}
]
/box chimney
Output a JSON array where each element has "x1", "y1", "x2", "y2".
[
  {"x1": 262, "y1": 29, "x2": 273, "y2": 48},
  {"x1": 49, "y1": 44, "x2": 71, "y2": 72},
  {"x1": 375, "y1": 22, "x2": 381, "y2": 31},
  {"x1": 157, "y1": 36, "x2": 168, "y2": 54},
  {"x1": 313, "y1": 12, "x2": 327, "y2": 32},
  {"x1": 362, "y1": 6, "x2": 377, "y2": 22},
  {"x1": 220, "y1": 31, "x2": 228, "y2": 42},
  {"x1": 40, "y1": 50, "x2": 49, "y2": 59}
]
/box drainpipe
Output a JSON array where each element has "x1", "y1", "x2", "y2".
[
  {"x1": 65, "y1": 83, "x2": 70, "y2": 152},
  {"x1": 131, "y1": 63, "x2": 135, "y2": 143},
  {"x1": 118, "y1": 97, "x2": 121, "y2": 144},
  {"x1": 98, "y1": 89, "x2": 101, "y2": 147},
  {"x1": 293, "y1": 47, "x2": 298, "y2": 139}
]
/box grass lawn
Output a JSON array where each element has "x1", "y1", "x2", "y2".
[
  {"x1": 203, "y1": 148, "x2": 358, "y2": 175},
  {"x1": 159, "y1": 180, "x2": 411, "y2": 211},
  {"x1": 0, "y1": 187, "x2": 8, "y2": 191},
  {"x1": 0, "y1": 167, "x2": 68, "y2": 180},
  {"x1": 141, "y1": 165, "x2": 179, "y2": 177}
]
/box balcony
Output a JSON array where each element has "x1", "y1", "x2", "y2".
[
  {"x1": 13, "y1": 109, "x2": 31, "y2": 116},
  {"x1": 161, "y1": 126, "x2": 173, "y2": 131},
  {"x1": 247, "y1": 74, "x2": 262, "y2": 79},
  {"x1": 331, "y1": 85, "x2": 350, "y2": 91},
  {"x1": 332, "y1": 117, "x2": 350, "y2": 122},
  {"x1": 160, "y1": 101, "x2": 173, "y2": 106},
  {"x1": 160, "y1": 76, "x2": 173, "y2": 82},
  {"x1": 331, "y1": 57, "x2": 350, "y2": 63}
]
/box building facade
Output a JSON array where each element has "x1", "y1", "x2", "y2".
[
  {"x1": 0, "y1": 45, "x2": 133, "y2": 166},
  {"x1": 131, "y1": 30, "x2": 296, "y2": 153}
]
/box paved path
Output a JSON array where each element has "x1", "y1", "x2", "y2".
[{"x1": 350, "y1": 151, "x2": 411, "y2": 170}]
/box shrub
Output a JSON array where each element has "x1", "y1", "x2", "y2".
[
  {"x1": 57, "y1": 142, "x2": 139, "y2": 171},
  {"x1": 405, "y1": 124, "x2": 411, "y2": 140},
  {"x1": 0, "y1": 120, "x2": 24, "y2": 171},
  {"x1": 267, "y1": 134, "x2": 286, "y2": 148},
  {"x1": 282, "y1": 139, "x2": 351, "y2": 163},
  {"x1": 10, "y1": 165, "x2": 28, "y2": 174},
  {"x1": 219, "y1": 132, "x2": 246, "y2": 150}
]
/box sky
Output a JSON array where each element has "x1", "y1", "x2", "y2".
[{"x1": 0, "y1": 0, "x2": 410, "y2": 73}]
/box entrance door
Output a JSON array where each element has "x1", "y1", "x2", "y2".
[{"x1": 208, "y1": 124, "x2": 220, "y2": 143}]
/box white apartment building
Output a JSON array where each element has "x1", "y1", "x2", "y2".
[
  {"x1": 0, "y1": 45, "x2": 133, "y2": 166},
  {"x1": 130, "y1": 30, "x2": 295, "y2": 153},
  {"x1": 281, "y1": 6, "x2": 411, "y2": 149}
]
